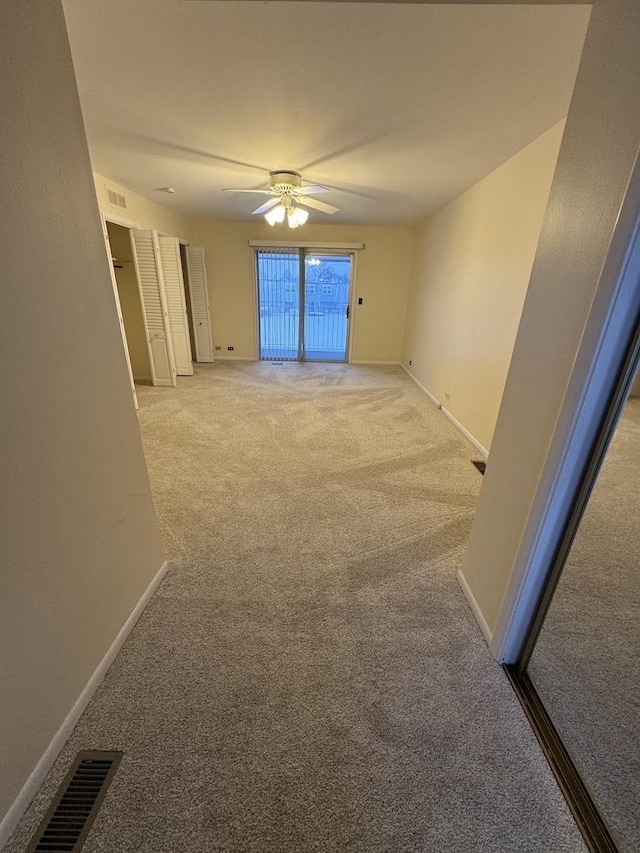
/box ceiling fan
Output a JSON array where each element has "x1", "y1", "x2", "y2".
[{"x1": 223, "y1": 170, "x2": 339, "y2": 227}]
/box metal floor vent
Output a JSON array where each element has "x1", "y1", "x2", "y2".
[
  {"x1": 472, "y1": 460, "x2": 487, "y2": 475},
  {"x1": 27, "y1": 751, "x2": 122, "y2": 853}
]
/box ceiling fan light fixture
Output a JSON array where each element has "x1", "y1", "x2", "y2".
[
  {"x1": 265, "y1": 203, "x2": 286, "y2": 226},
  {"x1": 287, "y1": 206, "x2": 309, "y2": 229}
]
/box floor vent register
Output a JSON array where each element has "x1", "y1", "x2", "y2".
[
  {"x1": 26, "y1": 751, "x2": 122, "y2": 853},
  {"x1": 472, "y1": 460, "x2": 487, "y2": 475}
]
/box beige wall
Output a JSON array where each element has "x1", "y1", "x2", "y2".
[
  {"x1": 94, "y1": 171, "x2": 192, "y2": 240},
  {"x1": 107, "y1": 222, "x2": 152, "y2": 381},
  {"x1": 190, "y1": 221, "x2": 415, "y2": 363},
  {"x1": 402, "y1": 121, "x2": 565, "y2": 453},
  {"x1": 0, "y1": 1, "x2": 164, "y2": 836},
  {"x1": 461, "y1": 0, "x2": 640, "y2": 648}
]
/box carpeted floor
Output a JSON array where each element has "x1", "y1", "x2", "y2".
[
  {"x1": 4, "y1": 363, "x2": 585, "y2": 852},
  {"x1": 529, "y1": 396, "x2": 640, "y2": 852}
]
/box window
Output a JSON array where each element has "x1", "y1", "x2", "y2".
[
  {"x1": 307, "y1": 284, "x2": 316, "y2": 294},
  {"x1": 322, "y1": 285, "x2": 333, "y2": 295}
]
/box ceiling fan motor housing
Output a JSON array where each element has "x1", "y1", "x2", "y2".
[{"x1": 269, "y1": 170, "x2": 302, "y2": 194}]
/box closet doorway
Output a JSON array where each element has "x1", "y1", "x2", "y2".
[
  {"x1": 106, "y1": 220, "x2": 153, "y2": 386},
  {"x1": 102, "y1": 216, "x2": 214, "y2": 401}
]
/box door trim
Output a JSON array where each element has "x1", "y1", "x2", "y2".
[
  {"x1": 249, "y1": 240, "x2": 363, "y2": 250},
  {"x1": 504, "y1": 667, "x2": 620, "y2": 853},
  {"x1": 254, "y1": 246, "x2": 357, "y2": 363}
]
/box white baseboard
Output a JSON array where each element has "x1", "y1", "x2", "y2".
[
  {"x1": 350, "y1": 360, "x2": 400, "y2": 366},
  {"x1": 214, "y1": 355, "x2": 256, "y2": 362},
  {"x1": 440, "y1": 407, "x2": 489, "y2": 459},
  {"x1": 457, "y1": 569, "x2": 493, "y2": 646},
  {"x1": 400, "y1": 363, "x2": 441, "y2": 408},
  {"x1": 0, "y1": 559, "x2": 169, "y2": 849},
  {"x1": 401, "y1": 364, "x2": 488, "y2": 458}
]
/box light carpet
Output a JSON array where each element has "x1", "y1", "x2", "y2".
[{"x1": 4, "y1": 363, "x2": 585, "y2": 852}]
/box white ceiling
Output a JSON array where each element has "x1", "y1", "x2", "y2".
[{"x1": 63, "y1": 1, "x2": 590, "y2": 226}]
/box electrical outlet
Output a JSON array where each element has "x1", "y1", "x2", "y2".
[
  {"x1": 214, "y1": 345, "x2": 221, "y2": 351},
  {"x1": 409, "y1": 359, "x2": 412, "y2": 366},
  {"x1": 227, "y1": 346, "x2": 234, "y2": 351},
  {"x1": 444, "y1": 392, "x2": 450, "y2": 401}
]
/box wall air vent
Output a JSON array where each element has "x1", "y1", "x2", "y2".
[
  {"x1": 106, "y1": 187, "x2": 127, "y2": 209},
  {"x1": 26, "y1": 751, "x2": 122, "y2": 852}
]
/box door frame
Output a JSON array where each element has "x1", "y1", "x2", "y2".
[
  {"x1": 251, "y1": 241, "x2": 362, "y2": 363},
  {"x1": 492, "y1": 206, "x2": 640, "y2": 665}
]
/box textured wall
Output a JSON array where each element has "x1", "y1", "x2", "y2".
[{"x1": 0, "y1": 0, "x2": 164, "y2": 831}]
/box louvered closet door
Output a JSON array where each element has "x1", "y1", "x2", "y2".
[
  {"x1": 158, "y1": 236, "x2": 193, "y2": 375},
  {"x1": 130, "y1": 229, "x2": 177, "y2": 387},
  {"x1": 184, "y1": 246, "x2": 214, "y2": 362}
]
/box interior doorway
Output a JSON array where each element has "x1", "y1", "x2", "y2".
[
  {"x1": 256, "y1": 247, "x2": 353, "y2": 362},
  {"x1": 106, "y1": 220, "x2": 153, "y2": 384}
]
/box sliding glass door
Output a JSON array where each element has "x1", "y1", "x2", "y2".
[
  {"x1": 304, "y1": 253, "x2": 351, "y2": 361},
  {"x1": 257, "y1": 248, "x2": 352, "y2": 362}
]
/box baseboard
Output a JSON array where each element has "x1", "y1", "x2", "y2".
[
  {"x1": 133, "y1": 375, "x2": 152, "y2": 383},
  {"x1": 457, "y1": 569, "x2": 493, "y2": 646},
  {"x1": 401, "y1": 364, "x2": 489, "y2": 458},
  {"x1": 400, "y1": 363, "x2": 441, "y2": 408},
  {"x1": 350, "y1": 360, "x2": 400, "y2": 366},
  {"x1": 214, "y1": 356, "x2": 256, "y2": 362},
  {"x1": 0, "y1": 559, "x2": 170, "y2": 849},
  {"x1": 440, "y1": 407, "x2": 489, "y2": 459}
]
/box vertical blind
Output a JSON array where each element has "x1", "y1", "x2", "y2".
[{"x1": 257, "y1": 248, "x2": 301, "y2": 361}]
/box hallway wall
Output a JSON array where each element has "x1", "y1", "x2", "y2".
[
  {"x1": 190, "y1": 220, "x2": 415, "y2": 364},
  {"x1": 0, "y1": 2, "x2": 164, "y2": 841},
  {"x1": 401, "y1": 121, "x2": 565, "y2": 453}
]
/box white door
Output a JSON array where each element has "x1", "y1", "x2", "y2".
[
  {"x1": 100, "y1": 213, "x2": 138, "y2": 409},
  {"x1": 185, "y1": 246, "x2": 214, "y2": 362},
  {"x1": 159, "y1": 235, "x2": 194, "y2": 375},
  {"x1": 130, "y1": 229, "x2": 177, "y2": 387}
]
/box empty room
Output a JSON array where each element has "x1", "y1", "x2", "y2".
[{"x1": 2, "y1": 2, "x2": 640, "y2": 853}]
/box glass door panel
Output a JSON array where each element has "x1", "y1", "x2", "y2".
[
  {"x1": 257, "y1": 249, "x2": 301, "y2": 361},
  {"x1": 304, "y1": 253, "x2": 351, "y2": 362}
]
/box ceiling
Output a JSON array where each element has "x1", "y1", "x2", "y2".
[{"x1": 63, "y1": 1, "x2": 590, "y2": 226}]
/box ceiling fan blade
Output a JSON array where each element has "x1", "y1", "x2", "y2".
[
  {"x1": 251, "y1": 198, "x2": 281, "y2": 215},
  {"x1": 293, "y1": 185, "x2": 330, "y2": 195},
  {"x1": 222, "y1": 188, "x2": 274, "y2": 194},
  {"x1": 295, "y1": 196, "x2": 339, "y2": 215}
]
